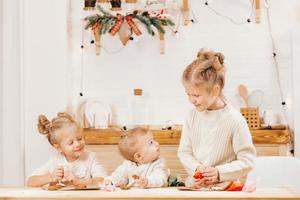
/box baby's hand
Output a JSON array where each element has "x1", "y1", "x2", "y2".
[
  {"x1": 202, "y1": 167, "x2": 219, "y2": 184},
  {"x1": 103, "y1": 179, "x2": 113, "y2": 186},
  {"x1": 136, "y1": 177, "x2": 148, "y2": 188},
  {"x1": 63, "y1": 171, "x2": 79, "y2": 185},
  {"x1": 52, "y1": 166, "x2": 64, "y2": 182}
]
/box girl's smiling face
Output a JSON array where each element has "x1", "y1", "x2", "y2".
[
  {"x1": 54, "y1": 125, "x2": 85, "y2": 162},
  {"x1": 183, "y1": 83, "x2": 220, "y2": 112}
]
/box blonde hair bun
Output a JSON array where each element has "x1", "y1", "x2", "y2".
[
  {"x1": 57, "y1": 112, "x2": 74, "y2": 122},
  {"x1": 37, "y1": 115, "x2": 51, "y2": 135},
  {"x1": 37, "y1": 112, "x2": 77, "y2": 145},
  {"x1": 196, "y1": 48, "x2": 225, "y2": 72}
]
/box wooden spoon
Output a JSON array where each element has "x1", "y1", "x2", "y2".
[{"x1": 238, "y1": 84, "x2": 249, "y2": 107}]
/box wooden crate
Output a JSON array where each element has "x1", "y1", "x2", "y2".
[{"x1": 240, "y1": 107, "x2": 261, "y2": 129}]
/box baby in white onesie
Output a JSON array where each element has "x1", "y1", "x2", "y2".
[{"x1": 106, "y1": 127, "x2": 169, "y2": 188}]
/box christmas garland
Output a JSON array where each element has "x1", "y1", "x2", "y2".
[{"x1": 85, "y1": 6, "x2": 175, "y2": 36}]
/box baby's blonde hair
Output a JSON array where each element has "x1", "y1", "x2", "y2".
[
  {"x1": 37, "y1": 112, "x2": 78, "y2": 145},
  {"x1": 118, "y1": 127, "x2": 150, "y2": 161},
  {"x1": 182, "y1": 49, "x2": 226, "y2": 93}
]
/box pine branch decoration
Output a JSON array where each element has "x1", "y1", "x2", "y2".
[
  {"x1": 85, "y1": 6, "x2": 175, "y2": 36},
  {"x1": 150, "y1": 17, "x2": 165, "y2": 34},
  {"x1": 97, "y1": 5, "x2": 114, "y2": 17},
  {"x1": 135, "y1": 15, "x2": 154, "y2": 35}
]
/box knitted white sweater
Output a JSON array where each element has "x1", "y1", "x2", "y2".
[{"x1": 177, "y1": 104, "x2": 256, "y2": 184}]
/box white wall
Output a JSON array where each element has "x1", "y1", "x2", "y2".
[
  {"x1": 0, "y1": 0, "x2": 298, "y2": 185},
  {"x1": 1, "y1": 0, "x2": 24, "y2": 186},
  {"x1": 69, "y1": 0, "x2": 294, "y2": 126},
  {"x1": 23, "y1": 0, "x2": 68, "y2": 182},
  {"x1": 0, "y1": 0, "x2": 3, "y2": 186}
]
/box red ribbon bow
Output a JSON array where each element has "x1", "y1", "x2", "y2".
[
  {"x1": 125, "y1": 15, "x2": 142, "y2": 36},
  {"x1": 91, "y1": 22, "x2": 100, "y2": 31},
  {"x1": 110, "y1": 14, "x2": 124, "y2": 36}
]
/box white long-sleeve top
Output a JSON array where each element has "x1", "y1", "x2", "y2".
[
  {"x1": 29, "y1": 151, "x2": 107, "y2": 179},
  {"x1": 107, "y1": 158, "x2": 169, "y2": 188},
  {"x1": 178, "y1": 104, "x2": 256, "y2": 184}
]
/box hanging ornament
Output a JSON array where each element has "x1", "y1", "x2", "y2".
[
  {"x1": 125, "y1": 15, "x2": 142, "y2": 36},
  {"x1": 255, "y1": 0, "x2": 261, "y2": 23},
  {"x1": 85, "y1": 6, "x2": 175, "y2": 54},
  {"x1": 92, "y1": 23, "x2": 102, "y2": 55},
  {"x1": 84, "y1": 0, "x2": 96, "y2": 10},
  {"x1": 159, "y1": 32, "x2": 164, "y2": 54},
  {"x1": 182, "y1": 0, "x2": 190, "y2": 26},
  {"x1": 110, "y1": 14, "x2": 124, "y2": 36},
  {"x1": 118, "y1": 22, "x2": 133, "y2": 46},
  {"x1": 111, "y1": 0, "x2": 122, "y2": 11}
]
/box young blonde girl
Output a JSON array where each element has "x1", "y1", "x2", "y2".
[
  {"x1": 27, "y1": 112, "x2": 107, "y2": 187},
  {"x1": 105, "y1": 127, "x2": 169, "y2": 188},
  {"x1": 178, "y1": 49, "x2": 256, "y2": 187}
]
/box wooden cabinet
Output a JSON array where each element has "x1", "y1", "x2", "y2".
[
  {"x1": 83, "y1": 128, "x2": 291, "y2": 156},
  {"x1": 83, "y1": 127, "x2": 291, "y2": 178}
]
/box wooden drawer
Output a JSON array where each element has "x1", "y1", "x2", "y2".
[{"x1": 255, "y1": 144, "x2": 290, "y2": 156}]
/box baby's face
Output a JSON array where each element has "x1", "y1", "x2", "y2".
[
  {"x1": 136, "y1": 132, "x2": 160, "y2": 164},
  {"x1": 56, "y1": 125, "x2": 85, "y2": 161}
]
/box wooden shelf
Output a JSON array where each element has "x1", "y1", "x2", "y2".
[
  {"x1": 251, "y1": 129, "x2": 290, "y2": 144},
  {"x1": 83, "y1": 127, "x2": 290, "y2": 145}
]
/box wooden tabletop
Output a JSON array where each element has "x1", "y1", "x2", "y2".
[{"x1": 0, "y1": 187, "x2": 298, "y2": 200}]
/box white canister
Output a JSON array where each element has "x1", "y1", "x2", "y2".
[{"x1": 263, "y1": 110, "x2": 279, "y2": 125}]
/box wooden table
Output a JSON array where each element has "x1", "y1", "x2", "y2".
[{"x1": 0, "y1": 187, "x2": 299, "y2": 200}]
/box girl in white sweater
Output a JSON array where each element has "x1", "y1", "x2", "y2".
[
  {"x1": 27, "y1": 112, "x2": 107, "y2": 187},
  {"x1": 178, "y1": 49, "x2": 256, "y2": 187},
  {"x1": 106, "y1": 127, "x2": 169, "y2": 188}
]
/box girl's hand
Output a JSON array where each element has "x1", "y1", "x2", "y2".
[
  {"x1": 191, "y1": 178, "x2": 205, "y2": 188},
  {"x1": 52, "y1": 166, "x2": 64, "y2": 182},
  {"x1": 202, "y1": 167, "x2": 219, "y2": 184},
  {"x1": 193, "y1": 166, "x2": 205, "y2": 181},
  {"x1": 196, "y1": 165, "x2": 206, "y2": 172},
  {"x1": 136, "y1": 177, "x2": 148, "y2": 188},
  {"x1": 192, "y1": 169, "x2": 205, "y2": 188}
]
